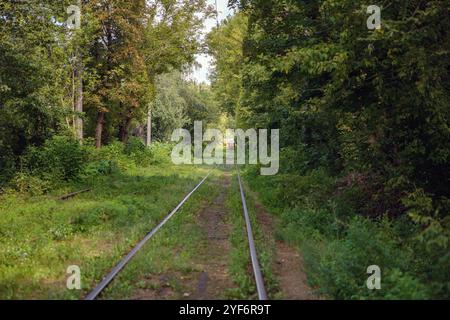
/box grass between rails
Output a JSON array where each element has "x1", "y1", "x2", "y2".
[
  {"x1": 98, "y1": 169, "x2": 222, "y2": 300},
  {"x1": 103, "y1": 168, "x2": 281, "y2": 300},
  {"x1": 226, "y1": 172, "x2": 278, "y2": 299},
  {"x1": 0, "y1": 164, "x2": 213, "y2": 299}
]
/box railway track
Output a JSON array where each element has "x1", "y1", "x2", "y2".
[
  {"x1": 236, "y1": 168, "x2": 268, "y2": 300},
  {"x1": 84, "y1": 168, "x2": 268, "y2": 300}
]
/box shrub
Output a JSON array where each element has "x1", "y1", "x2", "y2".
[
  {"x1": 245, "y1": 167, "x2": 335, "y2": 213},
  {"x1": 124, "y1": 137, "x2": 145, "y2": 155},
  {"x1": 130, "y1": 142, "x2": 172, "y2": 167},
  {"x1": 246, "y1": 150, "x2": 449, "y2": 299},
  {"x1": 21, "y1": 136, "x2": 87, "y2": 181},
  {"x1": 302, "y1": 216, "x2": 429, "y2": 299},
  {"x1": 89, "y1": 141, "x2": 130, "y2": 171},
  {"x1": 382, "y1": 269, "x2": 430, "y2": 300},
  {"x1": 402, "y1": 189, "x2": 450, "y2": 298},
  {"x1": 129, "y1": 146, "x2": 154, "y2": 167},
  {"x1": 0, "y1": 146, "x2": 16, "y2": 185},
  {"x1": 332, "y1": 183, "x2": 367, "y2": 220},
  {"x1": 86, "y1": 139, "x2": 172, "y2": 171},
  {"x1": 125, "y1": 139, "x2": 172, "y2": 167},
  {"x1": 82, "y1": 160, "x2": 119, "y2": 177},
  {"x1": 281, "y1": 207, "x2": 339, "y2": 243},
  {"x1": 275, "y1": 169, "x2": 334, "y2": 208},
  {"x1": 279, "y1": 146, "x2": 311, "y2": 175},
  {"x1": 147, "y1": 142, "x2": 172, "y2": 165},
  {"x1": 10, "y1": 172, "x2": 51, "y2": 196}
]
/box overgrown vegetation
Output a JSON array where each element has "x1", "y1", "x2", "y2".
[
  {"x1": 244, "y1": 159, "x2": 449, "y2": 299},
  {"x1": 0, "y1": 0, "x2": 213, "y2": 184},
  {"x1": 0, "y1": 0, "x2": 223, "y2": 300},
  {"x1": 1, "y1": 0, "x2": 449, "y2": 301},
  {"x1": 96, "y1": 170, "x2": 221, "y2": 300},
  {"x1": 1, "y1": 135, "x2": 171, "y2": 195},
  {"x1": 209, "y1": 1, "x2": 450, "y2": 300},
  {"x1": 151, "y1": 71, "x2": 220, "y2": 141},
  {"x1": 0, "y1": 135, "x2": 212, "y2": 299}
]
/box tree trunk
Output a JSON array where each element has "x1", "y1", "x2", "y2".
[
  {"x1": 74, "y1": 62, "x2": 83, "y2": 141},
  {"x1": 73, "y1": 0, "x2": 83, "y2": 142},
  {"x1": 95, "y1": 111, "x2": 105, "y2": 149},
  {"x1": 136, "y1": 124, "x2": 145, "y2": 141},
  {"x1": 146, "y1": 108, "x2": 152, "y2": 146},
  {"x1": 119, "y1": 116, "x2": 131, "y2": 143}
]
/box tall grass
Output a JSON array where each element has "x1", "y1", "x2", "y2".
[{"x1": 244, "y1": 164, "x2": 449, "y2": 300}]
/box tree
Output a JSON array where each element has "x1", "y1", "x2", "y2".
[
  {"x1": 0, "y1": 0, "x2": 214, "y2": 182},
  {"x1": 80, "y1": 0, "x2": 211, "y2": 147},
  {"x1": 220, "y1": 0, "x2": 450, "y2": 298},
  {"x1": 207, "y1": 13, "x2": 247, "y2": 117},
  {"x1": 67, "y1": 0, "x2": 84, "y2": 141},
  {"x1": 152, "y1": 71, "x2": 189, "y2": 141},
  {"x1": 231, "y1": 0, "x2": 450, "y2": 204},
  {"x1": 0, "y1": 0, "x2": 71, "y2": 179},
  {"x1": 142, "y1": 0, "x2": 213, "y2": 144},
  {"x1": 151, "y1": 71, "x2": 219, "y2": 141}
]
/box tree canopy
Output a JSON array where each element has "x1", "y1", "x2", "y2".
[
  {"x1": 209, "y1": 0, "x2": 450, "y2": 299},
  {"x1": 0, "y1": 0, "x2": 212, "y2": 178}
]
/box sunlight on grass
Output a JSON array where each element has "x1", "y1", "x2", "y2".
[{"x1": 0, "y1": 164, "x2": 213, "y2": 299}]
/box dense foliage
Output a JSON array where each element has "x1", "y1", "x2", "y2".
[
  {"x1": 151, "y1": 71, "x2": 219, "y2": 141},
  {"x1": 207, "y1": 12, "x2": 248, "y2": 116},
  {"x1": 0, "y1": 0, "x2": 211, "y2": 184},
  {"x1": 0, "y1": 0, "x2": 72, "y2": 180},
  {"x1": 210, "y1": 1, "x2": 450, "y2": 299}
]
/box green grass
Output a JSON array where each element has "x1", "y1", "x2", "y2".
[
  {"x1": 99, "y1": 170, "x2": 222, "y2": 299},
  {"x1": 242, "y1": 167, "x2": 446, "y2": 300},
  {"x1": 0, "y1": 164, "x2": 215, "y2": 299},
  {"x1": 0, "y1": 161, "x2": 298, "y2": 300}
]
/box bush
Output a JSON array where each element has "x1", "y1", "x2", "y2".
[
  {"x1": 84, "y1": 139, "x2": 173, "y2": 173},
  {"x1": 247, "y1": 147, "x2": 449, "y2": 299},
  {"x1": 245, "y1": 167, "x2": 335, "y2": 213},
  {"x1": 279, "y1": 146, "x2": 311, "y2": 175},
  {"x1": 89, "y1": 141, "x2": 130, "y2": 171},
  {"x1": 128, "y1": 142, "x2": 172, "y2": 167},
  {"x1": 21, "y1": 136, "x2": 88, "y2": 181},
  {"x1": 10, "y1": 172, "x2": 51, "y2": 196},
  {"x1": 147, "y1": 142, "x2": 172, "y2": 165},
  {"x1": 272, "y1": 170, "x2": 334, "y2": 209},
  {"x1": 0, "y1": 146, "x2": 16, "y2": 185},
  {"x1": 402, "y1": 189, "x2": 450, "y2": 298},
  {"x1": 281, "y1": 207, "x2": 339, "y2": 243},
  {"x1": 124, "y1": 137, "x2": 145, "y2": 155},
  {"x1": 301, "y1": 216, "x2": 430, "y2": 299},
  {"x1": 82, "y1": 160, "x2": 119, "y2": 177},
  {"x1": 382, "y1": 269, "x2": 430, "y2": 300}
]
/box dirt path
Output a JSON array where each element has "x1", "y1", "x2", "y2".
[{"x1": 255, "y1": 202, "x2": 316, "y2": 300}]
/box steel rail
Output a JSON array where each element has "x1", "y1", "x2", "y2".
[
  {"x1": 236, "y1": 167, "x2": 268, "y2": 300},
  {"x1": 84, "y1": 172, "x2": 211, "y2": 300}
]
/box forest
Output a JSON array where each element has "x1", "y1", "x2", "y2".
[{"x1": 0, "y1": 0, "x2": 449, "y2": 301}]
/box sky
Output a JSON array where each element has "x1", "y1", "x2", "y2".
[{"x1": 189, "y1": 0, "x2": 234, "y2": 84}]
